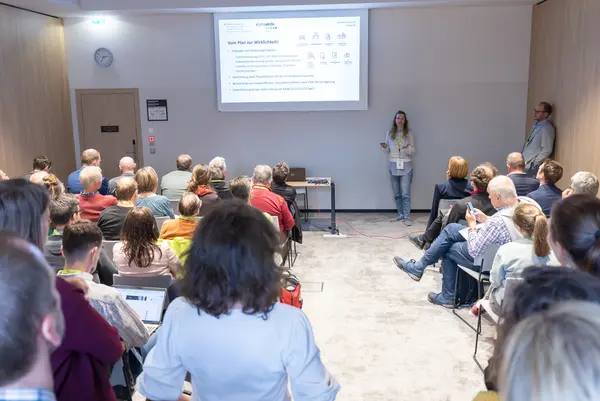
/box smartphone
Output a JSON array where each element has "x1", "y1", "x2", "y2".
[{"x1": 466, "y1": 202, "x2": 476, "y2": 216}]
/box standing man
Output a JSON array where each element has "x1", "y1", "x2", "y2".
[
  {"x1": 67, "y1": 149, "x2": 109, "y2": 195},
  {"x1": 0, "y1": 233, "x2": 65, "y2": 401},
  {"x1": 107, "y1": 156, "x2": 136, "y2": 195},
  {"x1": 523, "y1": 102, "x2": 556, "y2": 177},
  {"x1": 161, "y1": 154, "x2": 193, "y2": 200}
]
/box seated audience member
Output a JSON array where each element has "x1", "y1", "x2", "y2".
[
  {"x1": 135, "y1": 166, "x2": 175, "y2": 218},
  {"x1": 160, "y1": 193, "x2": 200, "y2": 240},
  {"x1": 410, "y1": 164, "x2": 497, "y2": 250},
  {"x1": 161, "y1": 154, "x2": 193, "y2": 200},
  {"x1": 562, "y1": 171, "x2": 600, "y2": 198},
  {"x1": 271, "y1": 161, "x2": 298, "y2": 207},
  {"x1": 500, "y1": 302, "x2": 600, "y2": 401},
  {"x1": 525, "y1": 159, "x2": 563, "y2": 216},
  {"x1": 230, "y1": 175, "x2": 252, "y2": 203},
  {"x1": 250, "y1": 165, "x2": 294, "y2": 233},
  {"x1": 477, "y1": 267, "x2": 600, "y2": 400},
  {"x1": 426, "y1": 156, "x2": 472, "y2": 228},
  {"x1": 549, "y1": 194, "x2": 600, "y2": 275},
  {"x1": 30, "y1": 170, "x2": 49, "y2": 184},
  {"x1": 113, "y1": 207, "x2": 181, "y2": 277},
  {"x1": 45, "y1": 194, "x2": 117, "y2": 285},
  {"x1": 396, "y1": 176, "x2": 522, "y2": 307},
  {"x1": 58, "y1": 220, "x2": 149, "y2": 348},
  {"x1": 68, "y1": 149, "x2": 109, "y2": 195},
  {"x1": 24, "y1": 155, "x2": 52, "y2": 181},
  {"x1": 481, "y1": 204, "x2": 558, "y2": 316},
  {"x1": 107, "y1": 156, "x2": 136, "y2": 196},
  {"x1": 136, "y1": 202, "x2": 340, "y2": 401},
  {"x1": 187, "y1": 164, "x2": 220, "y2": 216},
  {"x1": 208, "y1": 156, "x2": 233, "y2": 200},
  {"x1": 506, "y1": 152, "x2": 539, "y2": 196},
  {"x1": 76, "y1": 166, "x2": 118, "y2": 222},
  {"x1": 0, "y1": 170, "x2": 8, "y2": 180},
  {"x1": 98, "y1": 177, "x2": 138, "y2": 240},
  {"x1": 42, "y1": 173, "x2": 65, "y2": 200},
  {"x1": 0, "y1": 233, "x2": 65, "y2": 400},
  {"x1": 0, "y1": 179, "x2": 123, "y2": 401}
]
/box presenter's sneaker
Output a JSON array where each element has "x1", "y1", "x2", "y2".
[
  {"x1": 404, "y1": 218, "x2": 413, "y2": 226},
  {"x1": 409, "y1": 234, "x2": 426, "y2": 250},
  {"x1": 390, "y1": 215, "x2": 405, "y2": 222},
  {"x1": 393, "y1": 256, "x2": 423, "y2": 282},
  {"x1": 428, "y1": 292, "x2": 454, "y2": 309}
]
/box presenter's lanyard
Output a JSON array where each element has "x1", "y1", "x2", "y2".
[{"x1": 394, "y1": 135, "x2": 404, "y2": 151}]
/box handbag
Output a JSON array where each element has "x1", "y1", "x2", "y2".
[{"x1": 280, "y1": 271, "x2": 303, "y2": 309}]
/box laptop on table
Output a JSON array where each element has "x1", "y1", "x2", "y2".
[{"x1": 115, "y1": 286, "x2": 167, "y2": 335}]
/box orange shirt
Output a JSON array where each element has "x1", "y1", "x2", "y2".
[{"x1": 159, "y1": 217, "x2": 199, "y2": 240}]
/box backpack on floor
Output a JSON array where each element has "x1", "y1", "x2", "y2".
[
  {"x1": 280, "y1": 271, "x2": 303, "y2": 309},
  {"x1": 455, "y1": 271, "x2": 483, "y2": 307}
]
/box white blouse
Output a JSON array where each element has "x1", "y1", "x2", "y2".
[{"x1": 136, "y1": 298, "x2": 340, "y2": 401}]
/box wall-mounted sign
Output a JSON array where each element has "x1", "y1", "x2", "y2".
[
  {"x1": 147, "y1": 99, "x2": 168, "y2": 121},
  {"x1": 101, "y1": 125, "x2": 119, "y2": 133}
]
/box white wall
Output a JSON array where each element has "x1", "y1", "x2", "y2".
[{"x1": 63, "y1": 5, "x2": 532, "y2": 210}]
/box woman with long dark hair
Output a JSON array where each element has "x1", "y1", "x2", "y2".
[
  {"x1": 136, "y1": 201, "x2": 339, "y2": 401},
  {"x1": 380, "y1": 110, "x2": 416, "y2": 225},
  {"x1": 112, "y1": 206, "x2": 181, "y2": 277}
]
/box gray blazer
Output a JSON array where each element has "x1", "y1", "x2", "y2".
[{"x1": 522, "y1": 120, "x2": 555, "y2": 174}]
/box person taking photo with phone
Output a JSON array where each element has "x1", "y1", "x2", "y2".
[{"x1": 380, "y1": 110, "x2": 416, "y2": 225}]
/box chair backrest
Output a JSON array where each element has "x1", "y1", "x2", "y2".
[
  {"x1": 102, "y1": 240, "x2": 119, "y2": 262},
  {"x1": 438, "y1": 199, "x2": 458, "y2": 216},
  {"x1": 169, "y1": 200, "x2": 179, "y2": 216},
  {"x1": 502, "y1": 276, "x2": 524, "y2": 315},
  {"x1": 270, "y1": 215, "x2": 279, "y2": 230},
  {"x1": 112, "y1": 274, "x2": 173, "y2": 289},
  {"x1": 155, "y1": 216, "x2": 171, "y2": 230},
  {"x1": 479, "y1": 243, "x2": 502, "y2": 273},
  {"x1": 194, "y1": 216, "x2": 203, "y2": 223}
]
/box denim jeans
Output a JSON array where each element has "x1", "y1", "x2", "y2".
[
  {"x1": 440, "y1": 242, "x2": 479, "y2": 300},
  {"x1": 390, "y1": 169, "x2": 413, "y2": 218},
  {"x1": 416, "y1": 223, "x2": 466, "y2": 270}
]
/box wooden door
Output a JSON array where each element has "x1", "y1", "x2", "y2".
[{"x1": 76, "y1": 89, "x2": 143, "y2": 180}]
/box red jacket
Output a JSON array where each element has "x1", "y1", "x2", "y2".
[
  {"x1": 77, "y1": 193, "x2": 118, "y2": 222},
  {"x1": 250, "y1": 185, "x2": 295, "y2": 232},
  {"x1": 52, "y1": 277, "x2": 123, "y2": 401}
]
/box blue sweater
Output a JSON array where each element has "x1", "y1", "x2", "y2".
[
  {"x1": 526, "y1": 184, "x2": 562, "y2": 217},
  {"x1": 68, "y1": 167, "x2": 108, "y2": 195}
]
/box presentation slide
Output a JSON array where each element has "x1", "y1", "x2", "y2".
[{"x1": 214, "y1": 11, "x2": 368, "y2": 112}]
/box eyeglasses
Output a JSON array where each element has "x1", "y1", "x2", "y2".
[{"x1": 533, "y1": 109, "x2": 546, "y2": 113}]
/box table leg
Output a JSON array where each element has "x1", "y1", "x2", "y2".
[{"x1": 330, "y1": 181, "x2": 337, "y2": 235}]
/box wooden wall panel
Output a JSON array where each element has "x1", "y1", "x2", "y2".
[
  {"x1": 527, "y1": 0, "x2": 600, "y2": 188},
  {"x1": 0, "y1": 5, "x2": 75, "y2": 181}
]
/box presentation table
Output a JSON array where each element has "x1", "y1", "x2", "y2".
[{"x1": 288, "y1": 178, "x2": 338, "y2": 235}]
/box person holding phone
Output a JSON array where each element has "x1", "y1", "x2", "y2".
[{"x1": 381, "y1": 110, "x2": 416, "y2": 225}]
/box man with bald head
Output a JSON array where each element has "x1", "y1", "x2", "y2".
[
  {"x1": 68, "y1": 149, "x2": 109, "y2": 195},
  {"x1": 159, "y1": 192, "x2": 200, "y2": 240},
  {"x1": 161, "y1": 154, "x2": 193, "y2": 200},
  {"x1": 395, "y1": 176, "x2": 523, "y2": 308},
  {"x1": 98, "y1": 177, "x2": 138, "y2": 240},
  {"x1": 107, "y1": 156, "x2": 136, "y2": 196},
  {"x1": 76, "y1": 166, "x2": 117, "y2": 222},
  {"x1": 506, "y1": 152, "x2": 539, "y2": 196}
]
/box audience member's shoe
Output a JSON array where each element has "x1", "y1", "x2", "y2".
[
  {"x1": 390, "y1": 215, "x2": 405, "y2": 222},
  {"x1": 404, "y1": 218, "x2": 412, "y2": 226},
  {"x1": 428, "y1": 292, "x2": 454, "y2": 309},
  {"x1": 409, "y1": 234, "x2": 426, "y2": 250},
  {"x1": 393, "y1": 256, "x2": 423, "y2": 282}
]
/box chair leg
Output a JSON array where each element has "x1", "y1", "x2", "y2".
[
  {"x1": 473, "y1": 308, "x2": 484, "y2": 372},
  {"x1": 290, "y1": 239, "x2": 298, "y2": 266},
  {"x1": 452, "y1": 268, "x2": 481, "y2": 334}
]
